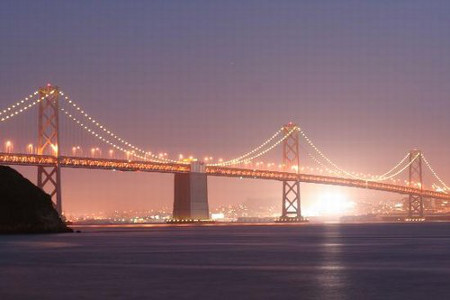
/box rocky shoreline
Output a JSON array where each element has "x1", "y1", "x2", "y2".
[{"x1": 0, "y1": 166, "x2": 72, "y2": 234}]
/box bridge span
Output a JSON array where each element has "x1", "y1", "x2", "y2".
[
  {"x1": 1, "y1": 84, "x2": 449, "y2": 220},
  {"x1": 1, "y1": 153, "x2": 448, "y2": 202}
]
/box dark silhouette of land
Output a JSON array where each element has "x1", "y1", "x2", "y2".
[{"x1": 0, "y1": 166, "x2": 72, "y2": 234}]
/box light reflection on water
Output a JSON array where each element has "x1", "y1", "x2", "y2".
[
  {"x1": 317, "y1": 225, "x2": 348, "y2": 299},
  {"x1": 1, "y1": 223, "x2": 450, "y2": 299}
]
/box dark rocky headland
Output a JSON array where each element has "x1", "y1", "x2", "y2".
[{"x1": 0, "y1": 166, "x2": 72, "y2": 234}]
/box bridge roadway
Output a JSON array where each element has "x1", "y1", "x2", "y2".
[{"x1": 1, "y1": 153, "x2": 449, "y2": 201}]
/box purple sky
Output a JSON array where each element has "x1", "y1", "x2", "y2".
[{"x1": 1, "y1": 1, "x2": 449, "y2": 216}]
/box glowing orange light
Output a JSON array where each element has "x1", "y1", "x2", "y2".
[{"x1": 5, "y1": 141, "x2": 13, "y2": 153}]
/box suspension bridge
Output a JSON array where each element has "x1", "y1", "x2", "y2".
[{"x1": 1, "y1": 84, "x2": 449, "y2": 221}]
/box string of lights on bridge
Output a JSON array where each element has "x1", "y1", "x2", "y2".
[
  {"x1": 1, "y1": 88, "x2": 449, "y2": 192},
  {"x1": 207, "y1": 127, "x2": 298, "y2": 167},
  {"x1": 206, "y1": 128, "x2": 284, "y2": 166},
  {"x1": 422, "y1": 154, "x2": 450, "y2": 191},
  {"x1": 208, "y1": 124, "x2": 422, "y2": 183},
  {"x1": 0, "y1": 90, "x2": 53, "y2": 123},
  {"x1": 0, "y1": 89, "x2": 424, "y2": 184},
  {"x1": 0, "y1": 90, "x2": 38, "y2": 118},
  {"x1": 297, "y1": 127, "x2": 412, "y2": 182},
  {"x1": 59, "y1": 90, "x2": 182, "y2": 164}
]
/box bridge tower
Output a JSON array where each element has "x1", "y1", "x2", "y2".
[
  {"x1": 37, "y1": 84, "x2": 63, "y2": 215},
  {"x1": 408, "y1": 149, "x2": 423, "y2": 219},
  {"x1": 280, "y1": 123, "x2": 302, "y2": 221},
  {"x1": 172, "y1": 161, "x2": 209, "y2": 221}
]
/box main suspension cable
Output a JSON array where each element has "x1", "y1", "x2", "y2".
[
  {"x1": 208, "y1": 126, "x2": 297, "y2": 166},
  {"x1": 299, "y1": 128, "x2": 415, "y2": 181},
  {"x1": 422, "y1": 154, "x2": 450, "y2": 190},
  {"x1": 59, "y1": 90, "x2": 181, "y2": 163}
]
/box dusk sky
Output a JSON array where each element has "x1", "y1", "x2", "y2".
[{"x1": 1, "y1": 0, "x2": 450, "y2": 216}]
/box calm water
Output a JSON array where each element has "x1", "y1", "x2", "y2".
[{"x1": 1, "y1": 223, "x2": 450, "y2": 299}]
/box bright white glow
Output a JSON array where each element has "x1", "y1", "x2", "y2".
[
  {"x1": 303, "y1": 192, "x2": 355, "y2": 217},
  {"x1": 211, "y1": 213, "x2": 225, "y2": 220},
  {"x1": 5, "y1": 141, "x2": 13, "y2": 153},
  {"x1": 51, "y1": 144, "x2": 58, "y2": 154}
]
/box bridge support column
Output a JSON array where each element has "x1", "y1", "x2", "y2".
[
  {"x1": 280, "y1": 123, "x2": 303, "y2": 221},
  {"x1": 407, "y1": 149, "x2": 424, "y2": 219},
  {"x1": 173, "y1": 161, "x2": 209, "y2": 220},
  {"x1": 37, "y1": 84, "x2": 63, "y2": 216}
]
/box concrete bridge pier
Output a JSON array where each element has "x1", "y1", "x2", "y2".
[{"x1": 172, "y1": 161, "x2": 209, "y2": 220}]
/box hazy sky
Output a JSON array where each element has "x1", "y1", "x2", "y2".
[{"x1": 1, "y1": 1, "x2": 449, "y2": 216}]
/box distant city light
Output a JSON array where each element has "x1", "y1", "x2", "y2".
[{"x1": 211, "y1": 213, "x2": 225, "y2": 220}]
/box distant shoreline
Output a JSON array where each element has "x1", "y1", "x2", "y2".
[{"x1": 69, "y1": 219, "x2": 450, "y2": 228}]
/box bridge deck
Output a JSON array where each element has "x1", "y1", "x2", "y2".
[{"x1": 1, "y1": 153, "x2": 449, "y2": 200}]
